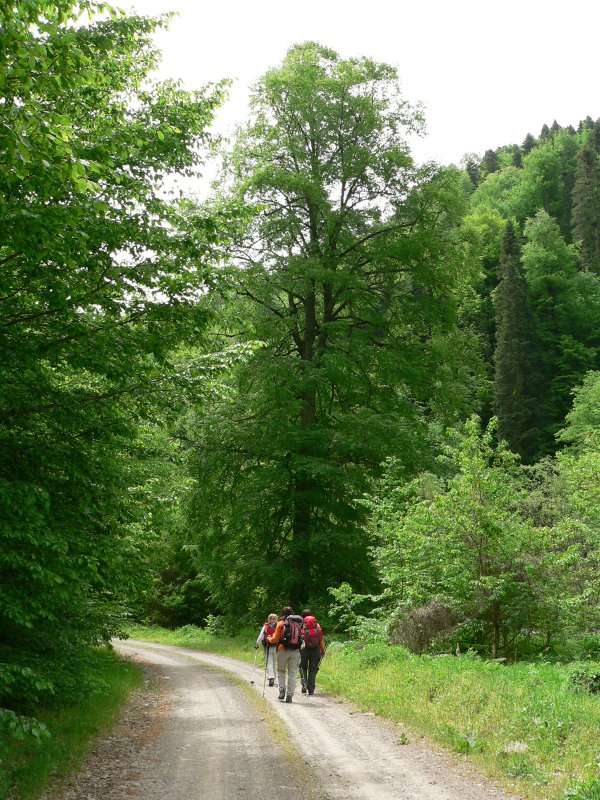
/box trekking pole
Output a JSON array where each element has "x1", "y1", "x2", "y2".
[
  {"x1": 253, "y1": 647, "x2": 258, "y2": 668},
  {"x1": 262, "y1": 645, "x2": 269, "y2": 698},
  {"x1": 319, "y1": 642, "x2": 328, "y2": 667}
]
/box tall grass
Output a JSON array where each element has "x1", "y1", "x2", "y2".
[
  {"x1": 320, "y1": 642, "x2": 600, "y2": 800},
  {"x1": 129, "y1": 625, "x2": 600, "y2": 800},
  {"x1": 2, "y1": 648, "x2": 141, "y2": 800}
]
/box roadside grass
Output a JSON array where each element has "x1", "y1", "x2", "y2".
[
  {"x1": 128, "y1": 624, "x2": 600, "y2": 800},
  {"x1": 2, "y1": 648, "x2": 141, "y2": 800},
  {"x1": 320, "y1": 642, "x2": 600, "y2": 800},
  {"x1": 125, "y1": 623, "x2": 257, "y2": 664}
]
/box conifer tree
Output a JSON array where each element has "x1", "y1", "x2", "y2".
[
  {"x1": 522, "y1": 210, "x2": 596, "y2": 454},
  {"x1": 522, "y1": 133, "x2": 536, "y2": 154},
  {"x1": 494, "y1": 223, "x2": 537, "y2": 461},
  {"x1": 482, "y1": 149, "x2": 500, "y2": 175},
  {"x1": 571, "y1": 138, "x2": 600, "y2": 271},
  {"x1": 540, "y1": 123, "x2": 551, "y2": 141},
  {"x1": 550, "y1": 119, "x2": 562, "y2": 137},
  {"x1": 465, "y1": 156, "x2": 481, "y2": 187},
  {"x1": 512, "y1": 145, "x2": 523, "y2": 168},
  {"x1": 592, "y1": 120, "x2": 600, "y2": 151}
]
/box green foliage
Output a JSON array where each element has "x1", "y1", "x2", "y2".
[
  {"x1": 558, "y1": 371, "x2": 600, "y2": 449},
  {"x1": 468, "y1": 122, "x2": 600, "y2": 461},
  {"x1": 564, "y1": 779, "x2": 600, "y2": 800},
  {"x1": 520, "y1": 211, "x2": 599, "y2": 454},
  {"x1": 572, "y1": 138, "x2": 600, "y2": 271},
  {"x1": 0, "y1": 0, "x2": 224, "y2": 749},
  {"x1": 1, "y1": 648, "x2": 140, "y2": 800},
  {"x1": 567, "y1": 664, "x2": 600, "y2": 694},
  {"x1": 494, "y1": 223, "x2": 539, "y2": 461},
  {"x1": 183, "y1": 42, "x2": 480, "y2": 616},
  {"x1": 371, "y1": 416, "x2": 556, "y2": 656}
]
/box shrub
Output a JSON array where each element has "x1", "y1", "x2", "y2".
[
  {"x1": 564, "y1": 778, "x2": 600, "y2": 799},
  {"x1": 388, "y1": 602, "x2": 455, "y2": 653},
  {"x1": 568, "y1": 663, "x2": 600, "y2": 694}
]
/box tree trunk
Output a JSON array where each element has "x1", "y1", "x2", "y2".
[{"x1": 291, "y1": 282, "x2": 317, "y2": 604}]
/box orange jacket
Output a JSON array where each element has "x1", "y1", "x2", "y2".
[{"x1": 267, "y1": 619, "x2": 287, "y2": 652}]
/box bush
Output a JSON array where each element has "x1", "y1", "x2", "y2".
[
  {"x1": 568, "y1": 663, "x2": 600, "y2": 694},
  {"x1": 564, "y1": 778, "x2": 600, "y2": 799},
  {"x1": 580, "y1": 636, "x2": 600, "y2": 661},
  {"x1": 204, "y1": 614, "x2": 225, "y2": 636},
  {"x1": 388, "y1": 602, "x2": 455, "y2": 653}
]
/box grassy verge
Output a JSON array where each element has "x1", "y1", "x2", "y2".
[
  {"x1": 128, "y1": 624, "x2": 600, "y2": 800},
  {"x1": 126, "y1": 623, "x2": 257, "y2": 663},
  {"x1": 321, "y1": 642, "x2": 600, "y2": 800},
  {"x1": 3, "y1": 647, "x2": 141, "y2": 800}
]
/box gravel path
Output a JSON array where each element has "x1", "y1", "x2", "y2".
[
  {"x1": 51, "y1": 639, "x2": 521, "y2": 800},
  {"x1": 49, "y1": 642, "x2": 312, "y2": 800}
]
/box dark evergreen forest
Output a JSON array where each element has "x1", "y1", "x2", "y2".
[{"x1": 4, "y1": 0, "x2": 600, "y2": 755}]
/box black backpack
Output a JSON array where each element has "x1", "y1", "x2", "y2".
[{"x1": 281, "y1": 614, "x2": 304, "y2": 649}]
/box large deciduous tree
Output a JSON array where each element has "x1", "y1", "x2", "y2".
[{"x1": 186, "y1": 43, "x2": 478, "y2": 613}]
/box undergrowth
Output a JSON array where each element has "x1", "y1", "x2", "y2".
[
  {"x1": 1, "y1": 648, "x2": 141, "y2": 800},
  {"x1": 129, "y1": 624, "x2": 600, "y2": 800}
]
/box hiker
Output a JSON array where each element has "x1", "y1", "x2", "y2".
[
  {"x1": 255, "y1": 613, "x2": 278, "y2": 687},
  {"x1": 267, "y1": 606, "x2": 304, "y2": 702},
  {"x1": 299, "y1": 609, "x2": 325, "y2": 696}
]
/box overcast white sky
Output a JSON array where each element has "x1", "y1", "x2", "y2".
[{"x1": 126, "y1": 0, "x2": 600, "y2": 167}]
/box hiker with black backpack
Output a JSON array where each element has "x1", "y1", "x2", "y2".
[
  {"x1": 299, "y1": 609, "x2": 325, "y2": 696},
  {"x1": 255, "y1": 613, "x2": 278, "y2": 687},
  {"x1": 267, "y1": 606, "x2": 304, "y2": 703}
]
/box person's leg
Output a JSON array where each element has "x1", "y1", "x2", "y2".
[
  {"x1": 286, "y1": 649, "x2": 300, "y2": 698},
  {"x1": 307, "y1": 647, "x2": 320, "y2": 694},
  {"x1": 299, "y1": 648, "x2": 308, "y2": 691},
  {"x1": 277, "y1": 649, "x2": 286, "y2": 698},
  {"x1": 268, "y1": 648, "x2": 277, "y2": 683}
]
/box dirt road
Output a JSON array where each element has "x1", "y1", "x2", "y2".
[{"x1": 55, "y1": 639, "x2": 520, "y2": 800}]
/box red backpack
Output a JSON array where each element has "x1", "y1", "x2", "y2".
[
  {"x1": 281, "y1": 614, "x2": 303, "y2": 649},
  {"x1": 302, "y1": 616, "x2": 322, "y2": 649},
  {"x1": 263, "y1": 622, "x2": 276, "y2": 647}
]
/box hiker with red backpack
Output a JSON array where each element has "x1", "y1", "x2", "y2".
[
  {"x1": 267, "y1": 606, "x2": 304, "y2": 703},
  {"x1": 299, "y1": 609, "x2": 325, "y2": 696},
  {"x1": 255, "y1": 613, "x2": 278, "y2": 687}
]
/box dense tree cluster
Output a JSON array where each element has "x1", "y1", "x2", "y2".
[{"x1": 0, "y1": 0, "x2": 223, "y2": 762}]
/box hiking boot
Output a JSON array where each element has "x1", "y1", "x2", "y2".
[
  {"x1": 301, "y1": 686, "x2": 307, "y2": 694},
  {"x1": 278, "y1": 688, "x2": 286, "y2": 701},
  {"x1": 285, "y1": 695, "x2": 293, "y2": 703},
  {"x1": 268, "y1": 678, "x2": 275, "y2": 687}
]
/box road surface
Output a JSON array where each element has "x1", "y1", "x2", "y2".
[{"x1": 49, "y1": 639, "x2": 520, "y2": 800}]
